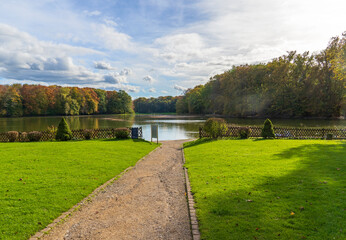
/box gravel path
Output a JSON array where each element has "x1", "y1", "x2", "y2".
[{"x1": 42, "y1": 140, "x2": 192, "y2": 240}]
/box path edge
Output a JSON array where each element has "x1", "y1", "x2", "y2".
[
  {"x1": 182, "y1": 145, "x2": 201, "y2": 240},
  {"x1": 30, "y1": 143, "x2": 161, "y2": 240}
]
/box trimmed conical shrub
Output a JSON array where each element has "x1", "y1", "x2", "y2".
[
  {"x1": 261, "y1": 118, "x2": 275, "y2": 139},
  {"x1": 55, "y1": 118, "x2": 72, "y2": 141}
]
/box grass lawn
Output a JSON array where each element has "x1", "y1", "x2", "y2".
[
  {"x1": 0, "y1": 139, "x2": 158, "y2": 240},
  {"x1": 184, "y1": 139, "x2": 345, "y2": 240}
]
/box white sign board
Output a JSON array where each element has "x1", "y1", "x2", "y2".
[{"x1": 151, "y1": 125, "x2": 158, "y2": 143}]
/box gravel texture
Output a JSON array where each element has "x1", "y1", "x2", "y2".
[{"x1": 42, "y1": 140, "x2": 192, "y2": 240}]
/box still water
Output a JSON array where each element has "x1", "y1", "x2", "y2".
[{"x1": 0, "y1": 114, "x2": 345, "y2": 141}]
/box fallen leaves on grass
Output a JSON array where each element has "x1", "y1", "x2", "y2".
[
  {"x1": 290, "y1": 211, "x2": 295, "y2": 215},
  {"x1": 246, "y1": 199, "x2": 253, "y2": 202}
]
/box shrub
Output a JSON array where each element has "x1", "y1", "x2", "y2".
[
  {"x1": 326, "y1": 133, "x2": 333, "y2": 140},
  {"x1": 115, "y1": 128, "x2": 130, "y2": 139},
  {"x1": 204, "y1": 118, "x2": 228, "y2": 139},
  {"x1": 261, "y1": 118, "x2": 275, "y2": 139},
  {"x1": 47, "y1": 125, "x2": 57, "y2": 135},
  {"x1": 55, "y1": 118, "x2": 72, "y2": 141},
  {"x1": 239, "y1": 127, "x2": 251, "y2": 139},
  {"x1": 19, "y1": 132, "x2": 28, "y2": 142},
  {"x1": 83, "y1": 129, "x2": 93, "y2": 140},
  {"x1": 27, "y1": 131, "x2": 43, "y2": 142},
  {"x1": 6, "y1": 131, "x2": 19, "y2": 142}
]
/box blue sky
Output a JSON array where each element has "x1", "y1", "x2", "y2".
[{"x1": 0, "y1": 0, "x2": 345, "y2": 98}]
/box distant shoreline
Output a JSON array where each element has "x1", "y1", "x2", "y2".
[{"x1": 0, "y1": 112, "x2": 344, "y2": 121}]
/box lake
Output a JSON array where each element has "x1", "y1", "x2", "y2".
[{"x1": 0, "y1": 114, "x2": 345, "y2": 141}]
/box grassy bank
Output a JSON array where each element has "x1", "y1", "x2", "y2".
[
  {"x1": 184, "y1": 139, "x2": 345, "y2": 240},
  {"x1": 0, "y1": 139, "x2": 158, "y2": 240}
]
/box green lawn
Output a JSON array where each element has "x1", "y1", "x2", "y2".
[
  {"x1": 184, "y1": 139, "x2": 345, "y2": 240},
  {"x1": 0, "y1": 139, "x2": 158, "y2": 240}
]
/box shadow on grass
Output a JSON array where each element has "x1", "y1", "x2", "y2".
[
  {"x1": 252, "y1": 137, "x2": 274, "y2": 141},
  {"x1": 195, "y1": 142, "x2": 346, "y2": 239},
  {"x1": 183, "y1": 138, "x2": 218, "y2": 148},
  {"x1": 101, "y1": 138, "x2": 144, "y2": 142}
]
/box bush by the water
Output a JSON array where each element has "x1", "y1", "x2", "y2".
[
  {"x1": 19, "y1": 132, "x2": 28, "y2": 142},
  {"x1": 204, "y1": 118, "x2": 228, "y2": 138},
  {"x1": 326, "y1": 133, "x2": 333, "y2": 140},
  {"x1": 83, "y1": 129, "x2": 93, "y2": 140},
  {"x1": 46, "y1": 125, "x2": 57, "y2": 136},
  {"x1": 261, "y1": 119, "x2": 275, "y2": 139},
  {"x1": 56, "y1": 118, "x2": 72, "y2": 141},
  {"x1": 115, "y1": 128, "x2": 130, "y2": 139},
  {"x1": 6, "y1": 131, "x2": 19, "y2": 142},
  {"x1": 28, "y1": 131, "x2": 43, "y2": 142},
  {"x1": 238, "y1": 127, "x2": 251, "y2": 139}
]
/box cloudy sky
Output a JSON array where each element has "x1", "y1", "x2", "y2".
[{"x1": 0, "y1": 0, "x2": 345, "y2": 98}]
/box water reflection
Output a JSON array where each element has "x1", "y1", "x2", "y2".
[{"x1": 0, "y1": 114, "x2": 345, "y2": 141}]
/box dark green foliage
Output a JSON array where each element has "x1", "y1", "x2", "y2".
[
  {"x1": 204, "y1": 118, "x2": 228, "y2": 139},
  {"x1": 134, "y1": 96, "x2": 179, "y2": 113},
  {"x1": 27, "y1": 131, "x2": 43, "y2": 142},
  {"x1": 83, "y1": 129, "x2": 93, "y2": 140},
  {"x1": 6, "y1": 131, "x2": 18, "y2": 142},
  {"x1": 106, "y1": 90, "x2": 133, "y2": 114},
  {"x1": 326, "y1": 133, "x2": 333, "y2": 140},
  {"x1": 261, "y1": 119, "x2": 275, "y2": 139},
  {"x1": 55, "y1": 118, "x2": 72, "y2": 141},
  {"x1": 238, "y1": 127, "x2": 251, "y2": 139},
  {"x1": 114, "y1": 128, "x2": 130, "y2": 139}
]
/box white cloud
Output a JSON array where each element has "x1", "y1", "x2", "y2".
[
  {"x1": 94, "y1": 61, "x2": 115, "y2": 70},
  {"x1": 148, "y1": 88, "x2": 156, "y2": 93},
  {"x1": 103, "y1": 18, "x2": 117, "y2": 27},
  {"x1": 95, "y1": 24, "x2": 134, "y2": 51},
  {"x1": 117, "y1": 84, "x2": 139, "y2": 93},
  {"x1": 84, "y1": 10, "x2": 101, "y2": 16},
  {"x1": 120, "y1": 68, "x2": 132, "y2": 76},
  {"x1": 174, "y1": 84, "x2": 187, "y2": 91},
  {"x1": 0, "y1": 23, "x2": 104, "y2": 84},
  {"x1": 103, "y1": 70, "x2": 131, "y2": 84},
  {"x1": 143, "y1": 75, "x2": 155, "y2": 83},
  {"x1": 0, "y1": 23, "x2": 140, "y2": 93},
  {"x1": 153, "y1": 33, "x2": 217, "y2": 63},
  {"x1": 161, "y1": 90, "x2": 168, "y2": 94}
]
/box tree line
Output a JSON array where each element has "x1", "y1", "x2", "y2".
[
  {"x1": 177, "y1": 33, "x2": 346, "y2": 118},
  {"x1": 133, "y1": 96, "x2": 179, "y2": 113},
  {"x1": 0, "y1": 84, "x2": 133, "y2": 117}
]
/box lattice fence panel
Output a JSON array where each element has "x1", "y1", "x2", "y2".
[
  {"x1": 0, "y1": 127, "x2": 143, "y2": 142},
  {"x1": 0, "y1": 132, "x2": 8, "y2": 142},
  {"x1": 199, "y1": 126, "x2": 346, "y2": 139}
]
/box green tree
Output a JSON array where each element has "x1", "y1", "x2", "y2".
[
  {"x1": 261, "y1": 119, "x2": 275, "y2": 139},
  {"x1": 94, "y1": 89, "x2": 107, "y2": 113},
  {"x1": 3, "y1": 85, "x2": 23, "y2": 117},
  {"x1": 55, "y1": 118, "x2": 72, "y2": 141}
]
